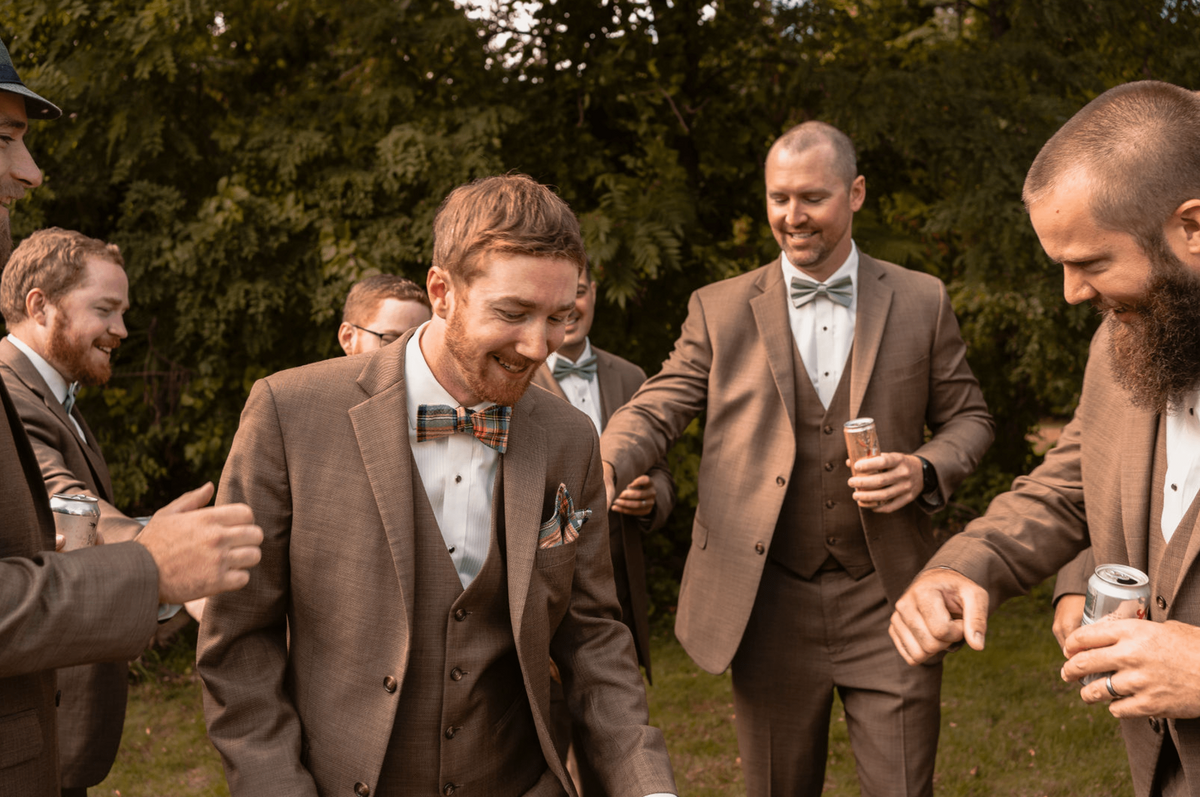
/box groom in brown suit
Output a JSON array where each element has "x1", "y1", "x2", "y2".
[
  {"x1": 198, "y1": 174, "x2": 676, "y2": 797},
  {"x1": 891, "y1": 82, "x2": 1200, "y2": 797},
  {"x1": 600, "y1": 121, "x2": 994, "y2": 796}
]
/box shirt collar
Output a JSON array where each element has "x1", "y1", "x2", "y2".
[
  {"x1": 780, "y1": 240, "x2": 860, "y2": 294},
  {"x1": 545, "y1": 337, "x2": 593, "y2": 373},
  {"x1": 6, "y1": 333, "x2": 73, "y2": 405},
  {"x1": 403, "y1": 322, "x2": 494, "y2": 431}
]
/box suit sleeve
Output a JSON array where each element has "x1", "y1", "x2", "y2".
[
  {"x1": 602, "y1": 290, "x2": 712, "y2": 494},
  {"x1": 197, "y1": 379, "x2": 318, "y2": 796},
  {"x1": 912, "y1": 281, "x2": 995, "y2": 506},
  {"x1": 553, "y1": 430, "x2": 677, "y2": 796},
  {"x1": 0, "y1": 544, "x2": 159, "y2": 678}
]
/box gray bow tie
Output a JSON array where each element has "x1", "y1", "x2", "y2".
[
  {"x1": 553, "y1": 355, "x2": 598, "y2": 382},
  {"x1": 790, "y1": 275, "x2": 853, "y2": 308},
  {"x1": 63, "y1": 382, "x2": 79, "y2": 415}
]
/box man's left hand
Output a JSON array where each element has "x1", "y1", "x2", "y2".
[
  {"x1": 1062, "y1": 619, "x2": 1200, "y2": 719},
  {"x1": 612, "y1": 473, "x2": 656, "y2": 517},
  {"x1": 847, "y1": 452, "x2": 923, "y2": 513}
]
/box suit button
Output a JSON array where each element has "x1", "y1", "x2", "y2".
[
  {"x1": 824, "y1": 462, "x2": 835, "y2": 472},
  {"x1": 1149, "y1": 718, "x2": 1161, "y2": 733},
  {"x1": 443, "y1": 784, "x2": 458, "y2": 796},
  {"x1": 354, "y1": 783, "x2": 370, "y2": 796},
  {"x1": 824, "y1": 499, "x2": 835, "y2": 509},
  {"x1": 450, "y1": 667, "x2": 465, "y2": 681},
  {"x1": 826, "y1": 537, "x2": 837, "y2": 545},
  {"x1": 454, "y1": 608, "x2": 468, "y2": 621},
  {"x1": 776, "y1": 476, "x2": 785, "y2": 486},
  {"x1": 383, "y1": 676, "x2": 397, "y2": 693},
  {"x1": 1157, "y1": 596, "x2": 1167, "y2": 610},
  {"x1": 445, "y1": 725, "x2": 458, "y2": 739},
  {"x1": 754, "y1": 541, "x2": 765, "y2": 554},
  {"x1": 55, "y1": 690, "x2": 61, "y2": 707},
  {"x1": 823, "y1": 425, "x2": 834, "y2": 434}
]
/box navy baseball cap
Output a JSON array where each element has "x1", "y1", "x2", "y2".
[{"x1": 0, "y1": 36, "x2": 62, "y2": 120}]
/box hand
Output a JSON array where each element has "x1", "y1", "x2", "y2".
[
  {"x1": 1053, "y1": 594, "x2": 1086, "y2": 653},
  {"x1": 135, "y1": 483, "x2": 263, "y2": 605},
  {"x1": 889, "y1": 567, "x2": 989, "y2": 665},
  {"x1": 612, "y1": 474, "x2": 656, "y2": 517},
  {"x1": 846, "y1": 452, "x2": 923, "y2": 512},
  {"x1": 55, "y1": 534, "x2": 65, "y2": 552},
  {"x1": 1062, "y1": 619, "x2": 1200, "y2": 719},
  {"x1": 603, "y1": 461, "x2": 617, "y2": 510}
]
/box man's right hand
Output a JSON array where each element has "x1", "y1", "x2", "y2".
[
  {"x1": 1052, "y1": 593, "x2": 1086, "y2": 653},
  {"x1": 135, "y1": 482, "x2": 263, "y2": 605},
  {"x1": 889, "y1": 567, "x2": 990, "y2": 665}
]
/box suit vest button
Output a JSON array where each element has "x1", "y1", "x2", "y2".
[
  {"x1": 776, "y1": 476, "x2": 785, "y2": 486},
  {"x1": 824, "y1": 461, "x2": 835, "y2": 472},
  {"x1": 443, "y1": 783, "x2": 458, "y2": 795},
  {"x1": 754, "y1": 541, "x2": 765, "y2": 554},
  {"x1": 824, "y1": 499, "x2": 835, "y2": 509},
  {"x1": 1149, "y1": 717, "x2": 1161, "y2": 733},
  {"x1": 450, "y1": 667, "x2": 465, "y2": 681},
  {"x1": 445, "y1": 725, "x2": 458, "y2": 739},
  {"x1": 354, "y1": 782, "x2": 370, "y2": 796},
  {"x1": 454, "y1": 608, "x2": 468, "y2": 621},
  {"x1": 1157, "y1": 596, "x2": 1167, "y2": 610},
  {"x1": 823, "y1": 425, "x2": 834, "y2": 434},
  {"x1": 383, "y1": 676, "x2": 397, "y2": 693}
]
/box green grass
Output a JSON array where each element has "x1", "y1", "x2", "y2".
[{"x1": 98, "y1": 582, "x2": 1128, "y2": 796}]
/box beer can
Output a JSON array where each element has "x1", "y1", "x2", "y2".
[
  {"x1": 1079, "y1": 564, "x2": 1150, "y2": 685},
  {"x1": 843, "y1": 418, "x2": 880, "y2": 469},
  {"x1": 50, "y1": 493, "x2": 100, "y2": 551}
]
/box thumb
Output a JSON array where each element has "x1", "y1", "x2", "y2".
[
  {"x1": 157, "y1": 482, "x2": 216, "y2": 516},
  {"x1": 959, "y1": 584, "x2": 990, "y2": 651}
]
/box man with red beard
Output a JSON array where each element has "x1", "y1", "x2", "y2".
[
  {"x1": 890, "y1": 81, "x2": 1200, "y2": 796},
  {"x1": 198, "y1": 174, "x2": 676, "y2": 797}
]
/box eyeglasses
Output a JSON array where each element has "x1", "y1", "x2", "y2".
[{"x1": 350, "y1": 323, "x2": 401, "y2": 346}]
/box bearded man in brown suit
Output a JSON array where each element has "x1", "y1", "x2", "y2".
[
  {"x1": 197, "y1": 174, "x2": 676, "y2": 797},
  {"x1": 891, "y1": 82, "x2": 1200, "y2": 797},
  {"x1": 600, "y1": 121, "x2": 994, "y2": 797}
]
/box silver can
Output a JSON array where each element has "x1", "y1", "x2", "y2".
[
  {"x1": 844, "y1": 418, "x2": 881, "y2": 508},
  {"x1": 50, "y1": 493, "x2": 100, "y2": 551},
  {"x1": 1080, "y1": 564, "x2": 1150, "y2": 684}
]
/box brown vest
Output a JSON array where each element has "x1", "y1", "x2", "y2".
[
  {"x1": 769, "y1": 341, "x2": 873, "y2": 580},
  {"x1": 376, "y1": 463, "x2": 548, "y2": 797},
  {"x1": 1148, "y1": 423, "x2": 1200, "y2": 622}
]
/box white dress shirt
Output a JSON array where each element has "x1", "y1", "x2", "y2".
[
  {"x1": 545, "y1": 338, "x2": 603, "y2": 433},
  {"x1": 1163, "y1": 388, "x2": 1200, "y2": 543},
  {"x1": 7, "y1": 333, "x2": 87, "y2": 442},
  {"x1": 405, "y1": 325, "x2": 499, "y2": 588},
  {"x1": 780, "y1": 242, "x2": 859, "y2": 408}
]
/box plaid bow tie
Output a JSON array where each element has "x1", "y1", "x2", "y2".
[
  {"x1": 552, "y1": 354, "x2": 598, "y2": 382},
  {"x1": 416, "y1": 403, "x2": 512, "y2": 453},
  {"x1": 63, "y1": 382, "x2": 80, "y2": 415},
  {"x1": 790, "y1": 275, "x2": 853, "y2": 308}
]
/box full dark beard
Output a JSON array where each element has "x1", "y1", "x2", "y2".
[
  {"x1": 0, "y1": 219, "x2": 11, "y2": 268},
  {"x1": 443, "y1": 308, "x2": 536, "y2": 407},
  {"x1": 1105, "y1": 253, "x2": 1200, "y2": 413},
  {"x1": 46, "y1": 314, "x2": 117, "y2": 387}
]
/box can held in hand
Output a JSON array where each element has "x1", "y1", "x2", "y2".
[
  {"x1": 1079, "y1": 564, "x2": 1150, "y2": 685},
  {"x1": 50, "y1": 493, "x2": 100, "y2": 551},
  {"x1": 844, "y1": 418, "x2": 881, "y2": 508}
]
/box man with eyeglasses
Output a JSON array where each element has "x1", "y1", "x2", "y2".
[{"x1": 338, "y1": 274, "x2": 432, "y2": 356}]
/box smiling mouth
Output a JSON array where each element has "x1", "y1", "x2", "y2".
[{"x1": 493, "y1": 354, "x2": 533, "y2": 375}]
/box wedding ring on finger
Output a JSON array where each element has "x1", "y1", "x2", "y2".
[{"x1": 1106, "y1": 674, "x2": 1128, "y2": 700}]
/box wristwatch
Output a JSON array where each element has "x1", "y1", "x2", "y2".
[{"x1": 917, "y1": 456, "x2": 938, "y2": 498}]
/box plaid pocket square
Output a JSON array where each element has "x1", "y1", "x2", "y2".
[{"x1": 538, "y1": 483, "x2": 592, "y2": 549}]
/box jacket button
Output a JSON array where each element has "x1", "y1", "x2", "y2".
[
  {"x1": 354, "y1": 783, "x2": 370, "y2": 797},
  {"x1": 754, "y1": 541, "x2": 765, "y2": 554},
  {"x1": 776, "y1": 476, "x2": 785, "y2": 486},
  {"x1": 824, "y1": 499, "x2": 835, "y2": 509},
  {"x1": 443, "y1": 784, "x2": 458, "y2": 796},
  {"x1": 1149, "y1": 717, "x2": 1161, "y2": 733},
  {"x1": 383, "y1": 676, "x2": 397, "y2": 693},
  {"x1": 454, "y1": 608, "x2": 468, "y2": 621},
  {"x1": 445, "y1": 725, "x2": 458, "y2": 739},
  {"x1": 450, "y1": 667, "x2": 464, "y2": 681},
  {"x1": 55, "y1": 690, "x2": 61, "y2": 707},
  {"x1": 1157, "y1": 596, "x2": 1167, "y2": 610}
]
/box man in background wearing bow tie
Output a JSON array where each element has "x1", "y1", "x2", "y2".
[
  {"x1": 532, "y1": 264, "x2": 676, "y2": 796},
  {"x1": 600, "y1": 121, "x2": 994, "y2": 796},
  {"x1": 198, "y1": 174, "x2": 676, "y2": 797}
]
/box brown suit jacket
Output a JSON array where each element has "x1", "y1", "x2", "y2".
[
  {"x1": 531, "y1": 346, "x2": 676, "y2": 681},
  {"x1": 0, "y1": 338, "x2": 133, "y2": 787},
  {"x1": 197, "y1": 331, "x2": 675, "y2": 797},
  {"x1": 601, "y1": 254, "x2": 994, "y2": 674},
  {"x1": 0, "y1": 377, "x2": 159, "y2": 797},
  {"x1": 929, "y1": 325, "x2": 1200, "y2": 796}
]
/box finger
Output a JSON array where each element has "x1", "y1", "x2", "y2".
[
  {"x1": 196, "y1": 501, "x2": 256, "y2": 527},
  {"x1": 55, "y1": 533, "x2": 65, "y2": 552},
  {"x1": 158, "y1": 482, "x2": 216, "y2": 516},
  {"x1": 956, "y1": 583, "x2": 989, "y2": 650},
  {"x1": 889, "y1": 614, "x2": 927, "y2": 666},
  {"x1": 627, "y1": 474, "x2": 653, "y2": 488},
  {"x1": 220, "y1": 542, "x2": 264, "y2": 571},
  {"x1": 1063, "y1": 618, "x2": 1131, "y2": 658}
]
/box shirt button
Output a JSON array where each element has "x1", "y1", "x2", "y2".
[
  {"x1": 454, "y1": 608, "x2": 468, "y2": 621},
  {"x1": 448, "y1": 546, "x2": 456, "y2": 554},
  {"x1": 383, "y1": 676, "x2": 397, "y2": 693},
  {"x1": 450, "y1": 667, "x2": 465, "y2": 681},
  {"x1": 754, "y1": 541, "x2": 765, "y2": 554},
  {"x1": 455, "y1": 474, "x2": 462, "y2": 484},
  {"x1": 1157, "y1": 596, "x2": 1167, "y2": 610},
  {"x1": 355, "y1": 783, "x2": 371, "y2": 797}
]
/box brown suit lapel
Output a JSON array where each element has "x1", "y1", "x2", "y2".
[
  {"x1": 750, "y1": 261, "x2": 797, "y2": 433},
  {"x1": 1120, "y1": 409, "x2": 1157, "y2": 574},
  {"x1": 349, "y1": 340, "x2": 418, "y2": 642},
  {"x1": 502, "y1": 394, "x2": 547, "y2": 640},
  {"x1": 530, "y1": 363, "x2": 568, "y2": 403},
  {"x1": 595, "y1": 348, "x2": 624, "y2": 426},
  {"x1": 849, "y1": 255, "x2": 894, "y2": 420}
]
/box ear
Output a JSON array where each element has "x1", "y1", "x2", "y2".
[
  {"x1": 849, "y1": 175, "x2": 866, "y2": 212},
  {"x1": 337, "y1": 322, "x2": 356, "y2": 356},
  {"x1": 1169, "y1": 199, "x2": 1200, "y2": 257},
  {"x1": 24, "y1": 288, "x2": 50, "y2": 326},
  {"x1": 426, "y1": 266, "x2": 452, "y2": 319}
]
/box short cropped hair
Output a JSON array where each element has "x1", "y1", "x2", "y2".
[
  {"x1": 342, "y1": 274, "x2": 430, "y2": 324},
  {"x1": 1024, "y1": 81, "x2": 1200, "y2": 252},
  {"x1": 1, "y1": 228, "x2": 125, "y2": 325},
  {"x1": 770, "y1": 121, "x2": 858, "y2": 186},
  {"x1": 431, "y1": 174, "x2": 587, "y2": 284}
]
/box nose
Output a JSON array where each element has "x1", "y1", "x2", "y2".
[
  {"x1": 516, "y1": 320, "x2": 553, "y2": 363},
  {"x1": 785, "y1": 200, "x2": 807, "y2": 228},
  {"x1": 111, "y1": 312, "x2": 128, "y2": 340},
  {"x1": 9, "y1": 139, "x2": 43, "y2": 189},
  {"x1": 1062, "y1": 265, "x2": 1096, "y2": 305}
]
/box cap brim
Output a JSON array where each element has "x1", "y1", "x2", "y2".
[{"x1": 0, "y1": 83, "x2": 62, "y2": 120}]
